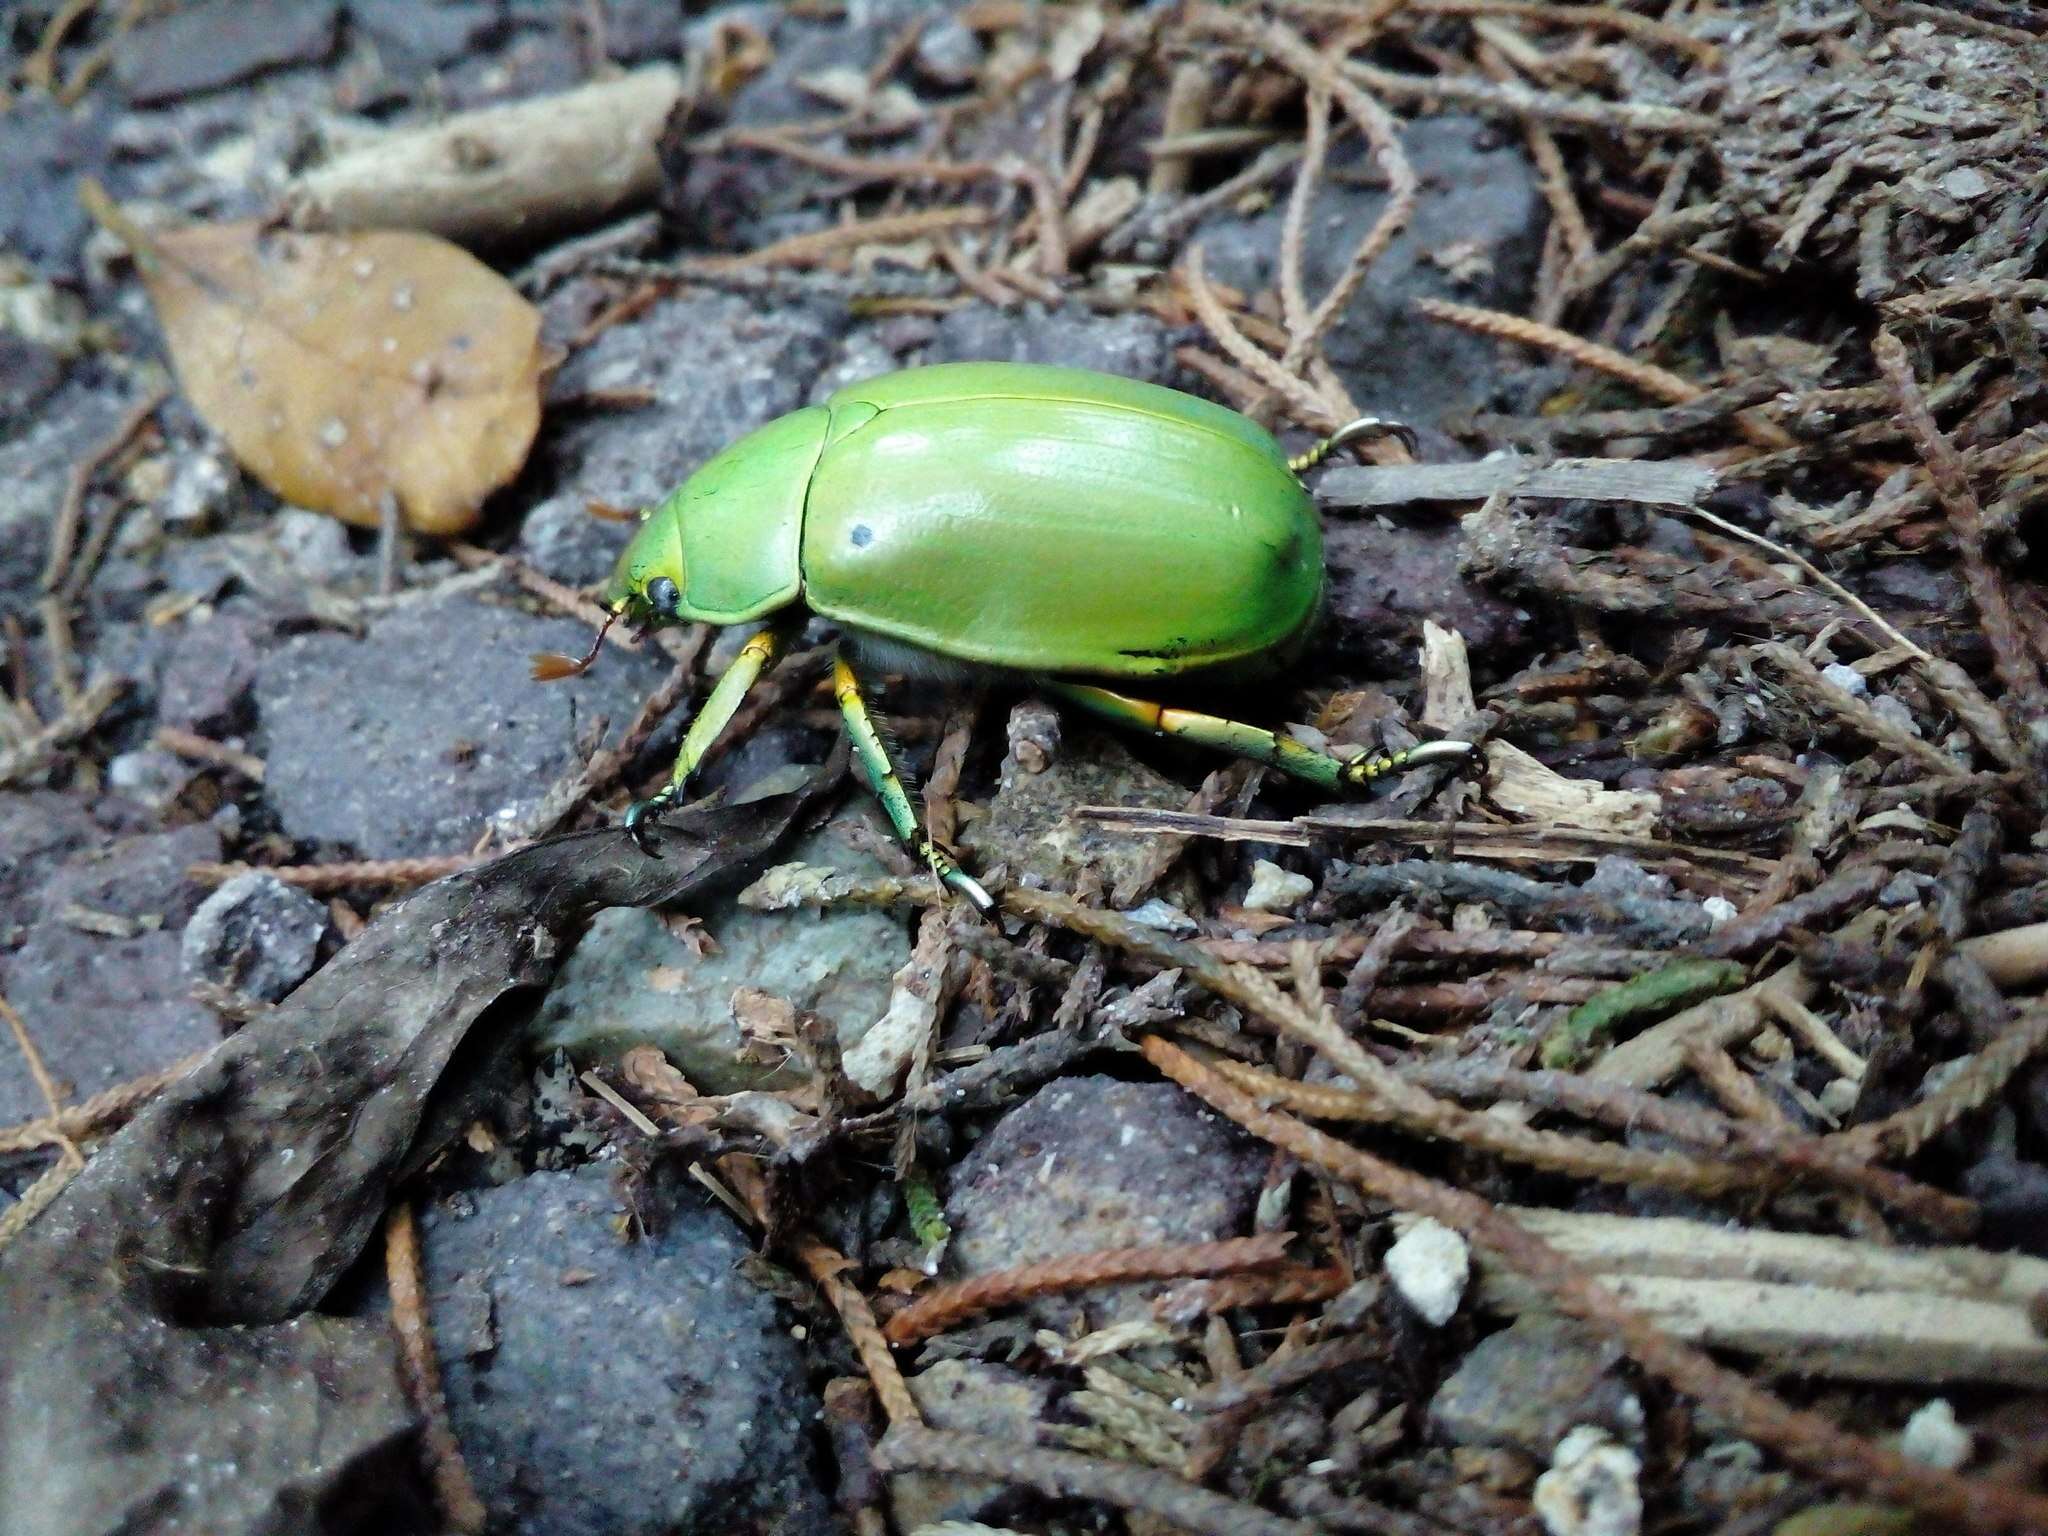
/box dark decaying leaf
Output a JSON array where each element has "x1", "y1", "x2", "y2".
[
  {"x1": 0, "y1": 760, "x2": 841, "y2": 1536},
  {"x1": 80, "y1": 179, "x2": 542, "y2": 535}
]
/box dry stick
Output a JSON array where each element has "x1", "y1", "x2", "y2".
[
  {"x1": 1876, "y1": 329, "x2": 2048, "y2": 805},
  {"x1": 1199, "y1": 6, "x2": 1418, "y2": 374},
  {"x1": 189, "y1": 854, "x2": 479, "y2": 892},
  {"x1": 385, "y1": 1204, "x2": 488, "y2": 1534},
  {"x1": 0, "y1": 994, "x2": 70, "y2": 1124},
  {"x1": 0, "y1": 1050, "x2": 208, "y2": 1156},
  {"x1": 1139, "y1": 1036, "x2": 2048, "y2": 1534},
  {"x1": 700, "y1": 206, "x2": 994, "y2": 273},
  {"x1": 1834, "y1": 1002, "x2": 2048, "y2": 1164},
  {"x1": 153, "y1": 726, "x2": 266, "y2": 782},
  {"x1": 40, "y1": 384, "x2": 168, "y2": 594},
  {"x1": 1276, "y1": 81, "x2": 1331, "y2": 345},
  {"x1": 793, "y1": 1233, "x2": 921, "y2": 1428},
  {"x1": 443, "y1": 541, "x2": 650, "y2": 657},
  {"x1": 1181, "y1": 247, "x2": 1343, "y2": 433},
  {"x1": 0, "y1": 675, "x2": 125, "y2": 789},
  {"x1": 1391, "y1": 0, "x2": 1720, "y2": 61},
  {"x1": 873, "y1": 1426, "x2": 1321, "y2": 1536},
  {"x1": 883, "y1": 1233, "x2": 1290, "y2": 1347},
  {"x1": 0, "y1": 1158, "x2": 80, "y2": 1252},
  {"x1": 1341, "y1": 57, "x2": 1719, "y2": 136}
]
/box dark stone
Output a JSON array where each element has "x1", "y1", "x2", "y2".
[
  {"x1": 0, "y1": 383, "x2": 126, "y2": 621},
  {"x1": 924, "y1": 303, "x2": 1179, "y2": 382},
  {"x1": 0, "y1": 101, "x2": 112, "y2": 276},
  {"x1": 253, "y1": 594, "x2": 665, "y2": 860},
  {"x1": 114, "y1": 0, "x2": 340, "y2": 105},
  {"x1": 518, "y1": 491, "x2": 624, "y2": 590},
  {"x1": 1319, "y1": 514, "x2": 1536, "y2": 679},
  {"x1": 0, "y1": 336, "x2": 63, "y2": 427},
  {"x1": 0, "y1": 824, "x2": 223, "y2": 1124},
  {"x1": 350, "y1": 0, "x2": 508, "y2": 71},
  {"x1": 1429, "y1": 1315, "x2": 1644, "y2": 1457},
  {"x1": 1962, "y1": 1153, "x2": 2048, "y2": 1256},
  {"x1": 1193, "y1": 115, "x2": 1544, "y2": 426},
  {"x1": 943, "y1": 1075, "x2": 1266, "y2": 1329},
  {"x1": 157, "y1": 610, "x2": 267, "y2": 734},
  {"x1": 422, "y1": 1165, "x2": 836, "y2": 1536},
  {"x1": 548, "y1": 291, "x2": 844, "y2": 510},
  {"x1": 0, "y1": 792, "x2": 98, "y2": 945},
  {"x1": 181, "y1": 871, "x2": 329, "y2": 1003}
]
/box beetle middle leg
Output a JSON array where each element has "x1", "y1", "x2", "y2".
[
  {"x1": 1046, "y1": 682, "x2": 1473, "y2": 794},
  {"x1": 625, "y1": 622, "x2": 793, "y2": 856},
  {"x1": 831, "y1": 652, "x2": 994, "y2": 914}
]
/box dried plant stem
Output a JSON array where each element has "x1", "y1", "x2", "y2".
[
  {"x1": 1141, "y1": 1036, "x2": 2048, "y2": 1534},
  {"x1": 704, "y1": 207, "x2": 993, "y2": 273},
  {"x1": 1876, "y1": 329, "x2": 2048, "y2": 806},
  {"x1": 385, "y1": 1204, "x2": 488, "y2": 1534},
  {"x1": 883, "y1": 1234, "x2": 1290, "y2": 1346},
  {"x1": 0, "y1": 1049, "x2": 208, "y2": 1156},
  {"x1": 873, "y1": 1426, "x2": 1322, "y2": 1536},
  {"x1": 153, "y1": 726, "x2": 266, "y2": 782},
  {"x1": 1835, "y1": 1002, "x2": 2048, "y2": 1163},
  {"x1": 40, "y1": 385, "x2": 168, "y2": 594},
  {"x1": 0, "y1": 1157, "x2": 81, "y2": 1252},
  {"x1": 793, "y1": 1233, "x2": 921, "y2": 1427},
  {"x1": 189, "y1": 855, "x2": 480, "y2": 892},
  {"x1": 1181, "y1": 246, "x2": 1342, "y2": 431},
  {"x1": 0, "y1": 675, "x2": 125, "y2": 789}
]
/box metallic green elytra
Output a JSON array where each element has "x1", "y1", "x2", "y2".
[{"x1": 551, "y1": 362, "x2": 1473, "y2": 912}]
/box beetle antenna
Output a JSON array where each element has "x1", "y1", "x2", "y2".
[
  {"x1": 1289, "y1": 416, "x2": 1418, "y2": 474},
  {"x1": 531, "y1": 609, "x2": 616, "y2": 682}
]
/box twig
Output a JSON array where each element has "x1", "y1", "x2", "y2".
[
  {"x1": 39, "y1": 387, "x2": 166, "y2": 594},
  {"x1": 385, "y1": 1204, "x2": 488, "y2": 1534},
  {"x1": 189, "y1": 855, "x2": 480, "y2": 893},
  {"x1": 0, "y1": 1050, "x2": 208, "y2": 1156},
  {"x1": 1834, "y1": 1002, "x2": 2048, "y2": 1163},
  {"x1": 882, "y1": 1233, "x2": 1290, "y2": 1346},
  {"x1": 0, "y1": 675, "x2": 125, "y2": 789},
  {"x1": 873, "y1": 1427, "x2": 1322, "y2": 1536},
  {"x1": 153, "y1": 726, "x2": 266, "y2": 782},
  {"x1": 1341, "y1": 58, "x2": 1718, "y2": 136},
  {"x1": 794, "y1": 1233, "x2": 921, "y2": 1427},
  {"x1": 1140, "y1": 1036, "x2": 2048, "y2": 1534}
]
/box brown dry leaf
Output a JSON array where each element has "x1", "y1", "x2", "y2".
[
  {"x1": 81, "y1": 179, "x2": 541, "y2": 535},
  {"x1": 732, "y1": 986, "x2": 805, "y2": 1070}
]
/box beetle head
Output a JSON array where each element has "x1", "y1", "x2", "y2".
[{"x1": 530, "y1": 506, "x2": 685, "y2": 682}]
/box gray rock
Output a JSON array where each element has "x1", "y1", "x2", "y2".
[
  {"x1": 0, "y1": 101, "x2": 111, "y2": 277},
  {"x1": 0, "y1": 825, "x2": 222, "y2": 1124},
  {"x1": 1194, "y1": 115, "x2": 1544, "y2": 425},
  {"x1": 959, "y1": 721, "x2": 1194, "y2": 906},
  {"x1": 0, "y1": 385, "x2": 127, "y2": 618},
  {"x1": 114, "y1": 0, "x2": 340, "y2": 104},
  {"x1": 1429, "y1": 1316, "x2": 1643, "y2": 1457},
  {"x1": 943, "y1": 1075, "x2": 1265, "y2": 1329},
  {"x1": 1963, "y1": 1153, "x2": 2048, "y2": 1256},
  {"x1": 550, "y1": 291, "x2": 844, "y2": 510},
  {"x1": 181, "y1": 872, "x2": 328, "y2": 1003},
  {"x1": 1320, "y1": 514, "x2": 1534, "y2": 678},
  {"x1": 530, "y1": 814, "x2": 913, "y2": 1093},
  {"x1": 351, "y1": 0, "x2": 506, "y2": 70},
  {"x1": 423, "y1": 1165, "x2": 834, "y2": 1536},
  {"x1": 925, "y1": 303, "x2": 1177, "y2": 383},
  {"x1": 518, "y1": 492, "x2": 625, "y2": 590},
  {"x1": 0, "y1": 793, "x2": 98, "y2": 946},
  {"x1": 891, "y1": 1361, "x2": 1052, "y2": 1530},
  {"x1": 270, "y1": 508, "x2": 361, "y2": 585},
  {"x1": 157, "y1": 610, "x2": 266, "y2": 733},
  {"x1": 254, "y1": 595, "x2": 663, "y2": 859}
]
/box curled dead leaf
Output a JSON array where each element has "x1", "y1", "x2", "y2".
[{"x1": 81, "y1": 179, "x2": 541, "y2": 535}]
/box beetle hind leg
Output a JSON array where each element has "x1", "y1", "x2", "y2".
[
  {"x1": 1046, "y1": 682, "x2": 1472, "y2": 795},
  {"x1": 831, "y1": 653, "x2": 994, "y2": 913}
]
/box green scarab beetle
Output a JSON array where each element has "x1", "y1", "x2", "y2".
[{"x1": 540, "y1": 361, "x2": 1473, "y2": 912}]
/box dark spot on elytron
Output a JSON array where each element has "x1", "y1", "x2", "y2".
[{"x1": 850, "y1": 524, "x2": 874, "y2": 547}]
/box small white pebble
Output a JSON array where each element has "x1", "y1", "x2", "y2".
[
  {"x1": 1534, "y1": 1426, "x2": 1643, "y2": 1536},
  {"x1": 1384, "y1": 1218, "x2": 1468, "y2": 1326},
  {"x1": 1821, "y1": 662, "x2": 1868, "y2": 697},
  {"x1": 1701, "y1": 895, "x2": 1738, "y2": 926},
  {"x1": 1901, "y1": 1399, "x2": 1971, "y2": 1470},
  {"x1": 1122, "y1": 898, "x2": 1197, "y2": 935},
  {"x1": 1243, "y1": 859, "x2": 1314, "y2": 913},
  {"x1": 1818, "y1": 1076, "x2": 1861, "y2": 1119}
]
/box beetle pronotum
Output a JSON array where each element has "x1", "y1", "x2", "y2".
[{"x1": 538, "y1": 362, "x2": 1473, "y2": 912}]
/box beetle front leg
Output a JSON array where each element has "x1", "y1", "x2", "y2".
[
  {"x1": 830, "y1": 653, "x2": 995, "y2": 914},
  {"x1": 625, "y1": 624, "x2": 791, "y2": 856},
  {"x1": 1046, "y1": 682, "x2": 1473, "y2": 794}
]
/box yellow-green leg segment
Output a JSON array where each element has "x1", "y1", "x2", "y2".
[
  {"x1": 625, "y1": 624, "x2": 790, "y2": 854},
  {"x1": 1046, "y1": 682, "x2": 1473, "y2": 793},
  {"x1": 832, "y1": 653, "x2": 994, "y2": 913}
]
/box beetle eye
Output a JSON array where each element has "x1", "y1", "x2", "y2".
[{"x1": 646, "y1": 576, "x2": 681, "y2": 617}]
